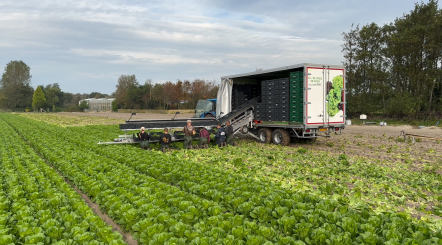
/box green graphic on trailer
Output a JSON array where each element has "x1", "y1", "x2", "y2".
[
  {"x1": 306, "y1": 67, "x2": 344, "y2": 125},
  {"x1": 326, "y1": 76, "x2": 344, "y2": 117}
]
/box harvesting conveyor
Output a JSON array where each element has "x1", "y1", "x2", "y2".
[
  {"x1": 99, "y1": 63, "x2": 346, "y2": 146},
  {"x1": 98, "y1": 99, "x2": 257, "y2": 144}
]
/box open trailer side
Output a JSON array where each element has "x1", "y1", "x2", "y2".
[{"x1": 217, "y1": 63, "x2": 346, "y2": 145}]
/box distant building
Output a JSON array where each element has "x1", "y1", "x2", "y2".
[{"x1": 79, "y1": 98, "x2": 115, "y2": 112}]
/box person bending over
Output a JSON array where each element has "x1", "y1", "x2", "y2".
[
  {"x1": 215, "y1": 124, "x2": 226, "y2": 147},
  {"x1": 159, "y1": 128, "x2": 172, "y2": 152},
  {"x1": 198, "y1": 127, "x2": 210, "y2": 149},
  {"x1": 138, "y1": 127, "x2": 150, "y2": 150}
]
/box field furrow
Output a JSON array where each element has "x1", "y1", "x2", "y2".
[
  {"x1": 3, "y1": 113, "x2": 442, "y2": 244},
  {"x1": 0, "y1": 116, "x2": 127, "y2": 244}
]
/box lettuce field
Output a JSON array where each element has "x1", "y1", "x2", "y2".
[{"x1": 1, "y1": 113, "x2": 442, "y2": 244}]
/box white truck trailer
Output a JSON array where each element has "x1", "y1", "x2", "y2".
[
  {"x1": 216, "y1": 63, "x2": 346, "y2": 145},
  {"x1": 110, "y1": 63, "x2": 345, "y2": 146}
]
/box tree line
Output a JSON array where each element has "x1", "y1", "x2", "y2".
[
  {"x1": 342, "y1": 0, "x2": 442, "y2": 118},
  {"x1": 0, "y1": 61, "x2": 112, "y2": 112},
  {"x1": 0, "y1": 61, "x2": 219, "y2": 112},
  {"x1": 113, "y1": 75, "x2": 219, "y2": 111}
]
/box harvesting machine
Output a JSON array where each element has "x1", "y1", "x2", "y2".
[{"x1": 99, "y1": 63, "x2": 346, "y2": 146}]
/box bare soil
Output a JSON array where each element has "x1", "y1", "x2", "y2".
[
  {"x1": 298, "y1": 125, "x2": 442, "y2": 166},
  {"x1": 74, "y1": 186, "x2": 138, "y2": 245}
]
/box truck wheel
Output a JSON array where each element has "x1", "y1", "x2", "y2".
[
  {"x1": 272, "y1": 129, "x2": 291, "y2": 146},
  {"x1": 241, "y1": 125, "x2": 249, "y2": 134},
  {"x1": 258, "y1": 128, "x2": 272, "y2": 144}
]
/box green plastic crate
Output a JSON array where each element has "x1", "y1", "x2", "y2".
[
  {"x1": 290, "y1": 76, "x2": 303, "y2": 79},
  {"x1": 290, "y1": 88, "x2": 304, "y2": 93},
  {"x1": 290, "y1": 110, "x2": 303, "y2": 114},
  {"x1": 290, "y1": 96, "x2": 303, "y2": 100},
  {"x1": 290, "y1": 89, "x2": 303, "y2": 93},
  {"x1": 290, "y1": 78, "x2": 303, "y2": 83},
  {"x1": 290, "y1": 117, "x2": 303, "y2": 120},
  {"x1": 290, "y1": 83, "x2": 303, "y2": 87},
  {"x1": 290, "y1": 100, "x2": 303, "y2": 104}
]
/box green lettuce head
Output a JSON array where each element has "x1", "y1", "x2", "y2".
[{"x1": 327, "y1": 75, "x2": 343, "y2": 117}]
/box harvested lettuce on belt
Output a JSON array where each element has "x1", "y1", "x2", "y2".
[{"x1": 327, "y1": 76, "x2": 344, "y2": 117}]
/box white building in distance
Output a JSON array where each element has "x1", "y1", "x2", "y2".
[{"x1": 79, "y1": 98, "x2": 115, "y2": 112}]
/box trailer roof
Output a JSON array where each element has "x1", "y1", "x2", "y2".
[{"x1": 221, "y1": 63, "x2": 344, "y2": 79}]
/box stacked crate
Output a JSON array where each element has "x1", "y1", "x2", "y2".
[
  {"x1": 254, "y1": 103, "x2": 265, "y2": 119},
  {"x1": 261, "y1": 78, "x2": 290, "y2": 121},
  {"x1": 289, "y1": 71, "x2": 304, "y2": 122},
  {"x1": 232, "y1": 84, "x2": 259, "y2": 110}
]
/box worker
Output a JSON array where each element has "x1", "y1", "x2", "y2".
[
  {"x1": 215, "y1": 124, "x2": 226, "y2": 147},
  {"x1": 198, "y1": 127, "x2": 210, "y2": 149},
  {"x1": 138, "y1": 127, "x2": 150, "y2": 150},
  {"x1": 159, "y1": 128, "x2": 172, "y2": 152},
  {"x1": 225, "y1": 121, "x2": 236, "y2": 146},
  {"x1": 183, "y1": 119, "x2": 195, "y2": 149}
]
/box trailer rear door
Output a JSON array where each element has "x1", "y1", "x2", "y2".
[{"x1": 305, "y1": 66, "x2": 345, "y2": 126}]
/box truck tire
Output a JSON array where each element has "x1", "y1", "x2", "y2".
[
  {"x1": 258, "y1": 128, "x2": 272, "y2": 144},
  {"x1": 241, "y1": 125, "x2": 249, "y2": 134},
  {"x1": 271, "y1": 129, "x2": 291, "y2": 146}
]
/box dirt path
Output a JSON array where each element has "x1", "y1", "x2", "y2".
[
  {"x1": 73, "y1": 186, "x2": 138, "y2": 245},
  {"x1": 298, "y1": 125, "x2": 442, "y2": 166}
]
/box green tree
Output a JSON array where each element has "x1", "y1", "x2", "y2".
[
  {"x1": 342, "y1": 0, "x2": 442, "y2": 116},
  {"x1": 32, "y1": 86, "x2": 47, "y2": 110},
  {"x1": 79, "y1": 100, "x2": 89, "y2": 111},
  {"x1": 141, "y1": 79, "x2": 154, "y2": 109},
  {"x1": 89, "y1": 92, "x2": 103, "y2": 99},
  {"x1": 63, "y1": 92, "x2": 74, "y2": 107},
  {"x1": 44, "y1": 83, "x2": 64, "y2": 108},
  {"x1": 111, "y1": 100, "x2": 118, "y2": 112},
  {"x1": 115, "y1": 75, "x2": 138, "y2": 109},
  {"x1": 0, "y1": 60, "x2": 34, "y2": 110},
  {"x1": 384, "y1": 0, "x2": 442, "y2": 112},
  {"x1": 151, "y1": 83, "x2": 164, "y2": 109}
]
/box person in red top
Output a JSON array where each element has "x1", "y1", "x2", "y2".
[{"x1": 198, "y1": 127, "x2": 210, "y2": 149}]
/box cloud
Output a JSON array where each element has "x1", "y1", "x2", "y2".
[{"x1": 0, "y1": 0, "x2": 436, "y2": 94}]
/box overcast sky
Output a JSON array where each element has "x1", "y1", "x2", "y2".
[{"x1": 0, "y1": 0, "x2": 436, "y2": 94}]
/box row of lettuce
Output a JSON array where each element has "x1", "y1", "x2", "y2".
[
  {"x1": 174, "y1": 141, "x2": 442, "y2": 226},
  {"x1": 3, "y1": 114, "x2": 307, "y2": 244},
  {"x1": 0, "y1": 117, "x2": 126, "y2": 244},
  {"x1": 3, "y1": 113, "x2": 442, "y2": 244}
]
